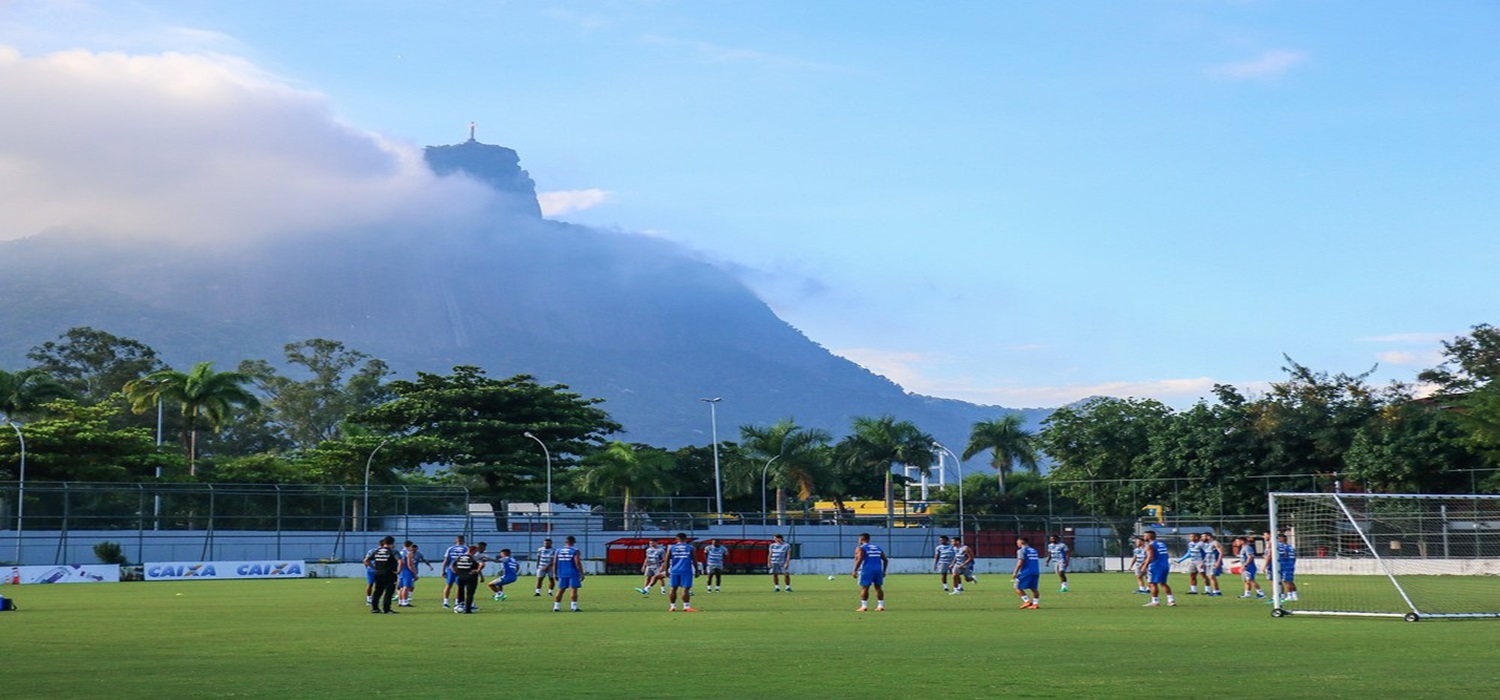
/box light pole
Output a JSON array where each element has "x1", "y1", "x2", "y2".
[
  {"x1": 933, "y1": 442, "x2": 964, "y2": 538},
  {"x1": 362, "y1": 437, "x2": 391, "y2": 533},
  {"x1": 8, "y1": 420, "x2": 24, "y2": 566},
  {"x1": 761, "y1": 454, "x2": 782, "y2": 526},
  {"x1": 701, "y1": 398, "x2": 723, "y2": 525},
  {"x1": 523, "y1": 431, "x2": 552, "y2": 531}
]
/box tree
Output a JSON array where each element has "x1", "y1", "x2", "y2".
[
  {"x1": 0, "y1": 368, "x2": 72, "y2": 422},
  {"x1": 123, "y1": 362, "x2": 261, "y2": 475},
  {"x1": 1344, "y1": 399, "x2": 1482, "y2": 493},
  {"x1": 962, "y1": 414, "x2": 1040, "y2": 494},
  {"x1": 352, "y1": 366, "x2": 620, "y2": 500},
  {"x1": 0, "y1": 399, "x2": 179, "y2": 482},
  {"x1": 1418, "y1": 324, "x2": 1500, "y2": 467},
  {"x1": 834, "y1": 415, "x2": 936, "y2": 525},
  {"x1": 575, "y1": 441, "x2": 673, "y2": 528},
  {"x1": 238, "y1": 339, "x2": 391, "y2": 452},
  {"x1": 739, "y1": 418, "x2": 832, "y2": 521},
  {"x1": 26, "y1": 327, "x2": 166, "y2": 404},
  {"x1": 1039, "y1": 397, "x2": 1174, "y2": 519}
]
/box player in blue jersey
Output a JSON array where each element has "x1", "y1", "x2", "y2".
[
  {"x1": 552, "y1": 536, "x2": 584, "y2": 612},
  {"x1": 362, "y1": 541, "x2": 382, "y2": 605},
  {"x1": 1129, "y1": 537, "x2": 1149, "y2": 593},
  {"x1": 664, "y1": 532, "x2": 697, "y2": 612},
  {"x1": 949, "y1": 536, "x2": 974, "y2": 594},
  {"x1": 702, "y1": 539, "x2": 729, "y2": 592},
  {"x1": 1265, "y1": 533, "x2": 1299, "y2": 601},
  {"x1": 1233, "y1": 536, "x2": 1265, "y2": 599},
  {"x1": 488, "y1": 548, "x2": 521, "y2": 601},
  {"x1": 1045, "y1": 535, "x2": 1070, "y2": 593},
  {"x1": 398, "y1": 542, "x2": 433, "y2": 607},
  {"x1": 1141, "y1": 530, "x2": 1176, "y2": 607},
  {"x1": 852, "y1": 532, "x2": 888, "y2": 612},
  {"x1": 1013, "y1": 536, "x2": 1042, "y2": 609},
  {"x1": 933, "y1": 535, "x2": 957, "y2": 592},
  {"x1": 636, "y1": 540, "x2": 668, "y2": 595},
  {"x1": 768, "y1": 534, "x2": 793, "y2": 592},
  {"x1": 397, "y1": 541, "x2": 417, "y2": 607},
  {"x1": 534, "y1": 538, "x2": 557, "y2": 597},
  {"x1": 440, "y1": 535, "x2": 468, "y2": 609},
  {"x1": 1200, "y1": 532, "x2": 1224, "y2": 596}
]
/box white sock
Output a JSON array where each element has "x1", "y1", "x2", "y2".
[
  {"x1": 876, "y1": 600, "x2": 884, "y2": 608},
  {"x1": 1151, "y1": 597, "x2": 1159, "y2": 604},
  {"x1": 1167, "y1": 595, "x2": 1176, "y2": 603},
  {"x1": 1021, "y1": 595, "x2": 1031, "y2": 603}
]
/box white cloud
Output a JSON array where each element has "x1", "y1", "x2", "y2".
[
  {"x1": 538, "y1": 188, "x2": 611, "y2": 217},
  {"x1": 1209, "y1": 49, "x2": 1308, "y2": 79},
  {"x1": 0, "y1": 45, "x2": 499, "y2": 245},
  {"x1": 836, "y1": 345, "x2": 1258, "y2": 408}
]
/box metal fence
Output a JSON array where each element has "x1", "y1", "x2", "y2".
[{"x1": 2, "y1": 480, "x2": 1287, "y2": 567}]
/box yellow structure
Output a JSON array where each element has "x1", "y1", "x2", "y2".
[{"x1": 1140, "y1": 504, "x2": 1168, "y2": 524}]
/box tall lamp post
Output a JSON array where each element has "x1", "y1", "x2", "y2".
[
  {"x1": 933, "y1": 442, "x2": 964, "y2": 538},
  {"x1": 523, "y1": 431, "x2": 552, "y2": 531},
  {"x1": 8, "y1": 420, "x2": 25, "y2": 566},
  {"x1": 700, "y1": 398, "x2": 724, "y2": 525},
  {"x1": 761, "y1": 454, "x2": 782, "y2": 526},
  {"x1": 362, "y1": 437, "x2": 391, "y2": 533}
]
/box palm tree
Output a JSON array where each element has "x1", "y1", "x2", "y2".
[
  {"x1": 739, "y1": 418, "x2": 832, "y2": 523},
  {"x1": 123, "y1": 362, "x2": 260, "y2": 475},
  {"x1": 575, "y1": 441, "x2": 673, "y2": 529},
  {"x1": 963, "y1": 414, "x2": 1039, "y2": 494},
  {"x1": 835, "y1": 415, "x2": 936, "y2": 526},
  {"x1": 0, "y1": 369, "x2": 71, "y2": 423}
]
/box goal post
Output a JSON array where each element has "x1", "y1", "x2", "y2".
[{"x1": 1267, "y1": 492, "x2": 1500, "y2": 621}]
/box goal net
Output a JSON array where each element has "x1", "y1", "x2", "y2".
[{"x1": 1267, "y1": 492, "x2": 1500, "y2": 621}]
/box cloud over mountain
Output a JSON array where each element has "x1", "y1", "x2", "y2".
[{"x1": 0, "y1": 45, "x2": 497, "y2": 245}]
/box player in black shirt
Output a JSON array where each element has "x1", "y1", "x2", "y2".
[
  {"x1": 451, "y1": 545, "x2": 481, "y2": 614},
  {"x1": 369, "y1": 535, "x2": 400, "y2": 614}
]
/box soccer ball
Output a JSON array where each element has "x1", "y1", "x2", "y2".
[{"x1": 827, "y1": 575, "x2": 837, "y2": 580}]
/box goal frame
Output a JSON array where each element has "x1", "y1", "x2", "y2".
[{"x1": 1268, "y1": 492, "x2": 1500, "y2": 622}]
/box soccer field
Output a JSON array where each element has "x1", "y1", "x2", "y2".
[{"x1": 3, "y1": 573, "x2": 1497, "y2": 699}]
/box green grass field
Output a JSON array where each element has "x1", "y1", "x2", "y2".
[{"x1": 3, "y1": 573, "x2": 1498, "y2": 698}]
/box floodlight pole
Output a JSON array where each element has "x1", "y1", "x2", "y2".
[
  {"x1": 362, "y1": 437, "x2": 391, "y2": 533},
  {"x1": 523, "y1": 431, "x2": 552, "y2": 531},
  {"x1": 701, "y1": 398, "x2": 724, "y2": 525},
  {"x1": 933, "y1": 442, "x2": 964, "y2": 538},
  {"x1": 8, "y1": 420, "x2": 24, "y2": 566}
]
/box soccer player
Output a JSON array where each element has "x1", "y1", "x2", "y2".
[
  {"x1": 488, "y1": 548, "x2": 521, "y2": 601},
  {"x1": 1045, "y1": 535, "x2": 1070, "y2": 592},
  {"x1": 950, "y1": 535, "x2": 974, "y2": 594},
  {"x1": 1233, "y1": 536, "x2": 1265, "y2": 599},
  {"x1": 1266, "y1": 533, "x2": 1299, "y2": 601},
  {"x1": 552, "y1": 536, "x2": 584, "y2": 612},
  {"x1": 362, "y1": 540, "x2": 382, "y2": 605},
  {"x1": 1141, "y1": 530, "x2": 1175, "y2": 607},
  {"x1": 768, "y1": 534, "x2": 793, "y2": 592},
  {"x1": 1013, "y1": 536, "x2": 1042, "y2": 609},
  {"x1": 1175, "y1": 532, "x2": 1205, "y2": 594},
  {"x1": 636, "y1": 540, "x2": 667, "y2": 595},
  {"x1": 852, "y1": 532, "x2": 887, "y2": 612},
  {"x1": 534, "y1": 537, "x2": 557, "y2": 597},
  {"x1": 664, "y1": 532, "x2": 697, "y2": 612},
  {"x1": 397, "y1": 541, "x2": 417, "y2": 607},
  {"x1": 451, "y1": 545, "x2": 481, "y2": 613},
  {"x1": 368, "y1": 536, "x2": 400, "y2": 614},
  {"x1": 1130, "y1": 536, "x2": 1149, "y2": 593},
  {"x1": 1200, "y1": 532, "x2": 1225, "y2": 596},
  {"x1": 933, "y1": 535, "x2": 957, "y2": 592},
  {"x1": 440, "y1": 535, "x2": 468, "y2": 609},
  {"x1": 702, "y1": 539, "x2": 729, "y2": 592}
]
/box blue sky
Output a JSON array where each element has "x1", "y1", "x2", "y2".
[{"x1": 3, "y1": 0, "x2": 1497, "y2": 408}]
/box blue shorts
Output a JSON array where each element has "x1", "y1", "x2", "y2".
[
  {"x1": 1015, "y1": 573, "x2": 1039, "y2": 591},
  {"x1": 669, "y1": 572, "x2": 694, "y2": 589},
  {"x1": 859, "y1": 570, "x2": 885, "y2": 587},
  {"x1": 557, "y1": 574, "x2": 582, "y2": 590},
  {"x1": 1148, "y1": 567, "x2": 1170, "y2": 585},
  {"x1": 1241, "y1": 567, "x2": 1257, "y2": 581},
  {"x1": 444, "y1": 570, "x2": 461, "y2": 585},
  {"x1": 398, "y1": 571, "x2": 416, "y2": 588},
  {"x1": 1280, "y1": 571, "x2": 1295, "y2": 583},
  {"x1": 1207, "y1": 564, "x2": 1223, "y2": 577},
  {"x1": 366, "y1": 569, "x2": 377, "y2": 585}
]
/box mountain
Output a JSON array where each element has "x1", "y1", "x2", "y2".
[{"x1": 0, "y1": 139, "x2": 1049, "y2": 454}]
